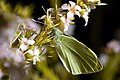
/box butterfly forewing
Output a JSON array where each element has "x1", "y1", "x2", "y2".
[{"x1": 55, "y1": 35, "x2": 103, "y2": 75}]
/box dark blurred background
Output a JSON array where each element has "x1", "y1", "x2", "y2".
[{"x1": 5, "y1": 0, "x2": 120, "y2": 80}]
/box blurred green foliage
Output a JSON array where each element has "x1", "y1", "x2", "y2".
[{"x1": 0, "y1": 0, "x2": 34, "y2": 18}]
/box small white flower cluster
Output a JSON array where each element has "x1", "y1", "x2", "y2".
[
  {"x1": 19, "y1": 38, "x2": 41, "y2": 65},
  {"x1": 60, "y1": 0, "x2": 106, "y2": 31},
  {"x1": 61, "y1": 1, "x2": 82, "y2": 32},
  {"x1": 20, "y1": 38, "x2": 35, "y2": 51},
  {"x1": 39, "y1": 0, "x2": 106, "y2": 32},
  {"x1": 27, "y1": 47, "x2": 40, "y2": 65}
]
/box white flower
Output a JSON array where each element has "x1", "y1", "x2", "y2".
[
  {"x1": 82, "y1": 11, "x2": 89, "y2": 26},
  {"x1": 27, "y1": 47, "x2": 40, "y2": 65},
  {"x1": 61, "y1": 1, "x2": 82, "y2": 19},
  {"x1": 20, "y1": 38, "x2": 35, "y2": 51},
  {"x1": 60, "y1": 16, "x2": 71, "y2": 32}
]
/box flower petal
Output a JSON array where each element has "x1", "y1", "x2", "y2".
[
  {"x1": 75, "y1": 5, "x2": 82, "y2": 11},
  {"x1": 75, "y1": 11, "x2": 81, "y2": 17},
  {"x1": 84, "y1": 17, "x2": 88, "y2": 26},
  {"x1": 82, "y1": 12, "x2": 89, "y2": 26},
  {"x1": 61, "y1": 4, "x2": 69, "y2": 10},
  {"x1": 21, "y1": 38, "x2": 27, "y2": 43},
  {"x1": 33, "y1": 56, "x2": 40, "y2": 65},
  {"x1": 67, "y1": 11, "x2": 74, "y2": 20},
  {"x1": 27, "y1": 40, "x2": 35, "y2": 45},
  {"x1": 34, "y1": 49, "x2": 40, "y2": 56},
  {"x1": 69, "y1": 1, "x2": 76, "y2": 8},
  {"x1": 20, "y1": 44, "x2": 28, "y2": 51}
]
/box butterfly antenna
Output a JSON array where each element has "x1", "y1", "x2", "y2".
[{"x1": 42, "y1": 6, "x2": 47, "y2": 14}]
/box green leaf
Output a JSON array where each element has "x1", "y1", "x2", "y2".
[{"x1": 53, "y1": 28, "x2": 103, "y2": 75}]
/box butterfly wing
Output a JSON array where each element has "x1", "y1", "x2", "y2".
[{"x1": 55, "y1": 35, "x2": 103, "y2": 75}]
